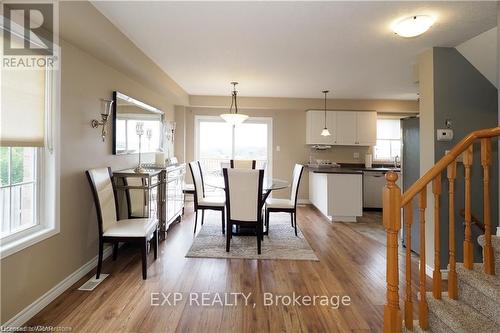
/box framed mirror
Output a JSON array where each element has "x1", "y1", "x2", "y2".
[{"x1": 112, "y1": 91, "x2": 164, "y2": 155}]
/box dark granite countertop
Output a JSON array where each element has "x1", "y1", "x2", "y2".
[{"x1": 306, "y1": 164, "x2": 400, "y2": 174}]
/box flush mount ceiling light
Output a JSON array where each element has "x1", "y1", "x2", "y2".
[
  {"x1": 392, "y1": 15, "x2": 435, "y2": 38},
  {"x1": 220, "y1": 82, "x2": 249, "y2": 125},
  {"x1": 320, "y1": 90, "x2": 331, "y2": 137}
]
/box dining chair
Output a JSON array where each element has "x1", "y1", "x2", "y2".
[
  {"x1": 86, "y1": 167, "x2": 158, "y2": 280},
  {"x1": 124, "y1": 177, "x2": 147, "y2": 218},
  {"x1": 230, "y1": 159, "x2": 256, "y2": 169},
  {"x1": 182, "y1": 183, "x2": 195, "y2": 215},
  {"x1": 223, "y1": 168, "x2": 265, "y2": 254},
  {"x1": 189, "y1": 161, "x2": 225, "y2": 234},
  {"x1": 265, "y1": 164, "x2": 304, "y2": 236}
]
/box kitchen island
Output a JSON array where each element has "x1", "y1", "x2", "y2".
[{"x1": 308, "y1": 166, "x2": 363, "y2": 222}]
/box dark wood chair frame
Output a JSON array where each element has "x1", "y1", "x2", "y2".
[
  {"x1": 188, "y1": 161, "x2": 225, "y2": 235},
  {"x1": 230, "y1": 159, "x2": 256, "y2": 169},
  {"x1": 265, "y1": 165, "x2": 304, "y2": 236},
  {"x1": 223, "y1": 168, "x2": 265, "y2": 254},
  {"x1": 86, "y1": 167, "x2": 158, "y2": 280}
]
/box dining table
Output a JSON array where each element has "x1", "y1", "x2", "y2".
[{"x1": 204, "y1": 174, "x2": 290, "y2": 235}]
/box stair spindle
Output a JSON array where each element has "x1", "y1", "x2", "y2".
[
  {"x1": 432, "y1": 175, "x2": 442, "y2": 299},
  {"x1": 463, "y1": 145, "x2": 474, "y2": 269},
  {"x1": 481, "y1": 138, "x2": 495, "y2": 275},
  {"x1": 447, "y1": 160, "x2": 458, "y2": 299},
  {"x1": 383, "y1": 172, "x2": 402, "y2": 333},
  {"x1": 404, "y1": 202, "x2": 413, "y2": 330},
  {"x1": 418, "y1": 190, "x2": 429, "y2": 329}
]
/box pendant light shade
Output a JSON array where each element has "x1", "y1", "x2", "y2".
[
  {"x1": 220, "y1": 82, "x2": 248, "y2": 125},
  {"x1": 320, "y1": 90, "x2": 331, "y2": 137},
  {"x1": 321, "y1": 128, "x2": 331, "y2": 137}
]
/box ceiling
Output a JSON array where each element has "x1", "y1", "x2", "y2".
[{"x1": 93, "y1": 1, "x2": 497, "y2": 100}]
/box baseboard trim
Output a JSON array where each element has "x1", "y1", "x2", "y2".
[
  {"x1": 298, "y1": 199, "x2": 310, "y2": 205},
  {"x1": 3, "y1": 245, "x2": 113, "y2": 328},
  {"x1": 425, "y1": 264, "x2": 449, "y2": 280}
]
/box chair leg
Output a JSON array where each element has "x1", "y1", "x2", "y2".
[
  {"x1": 290, "y1": 212, "x2": 294, "y2": 227},
  {"x1": 96, "y1": 239, "x2": 103, "y2": 279},
  {"x1": 153, "y1": 229, "x2": 158, "y2": 260},
  {"x1": 265, "y1": 209, "x2": 270, "y2": 232},
  {"x1": 141, "y1": 238, "x2": 148, "y2": 280},
  {"x1": 226, "y1": 222, "x2": 231, "y2": 252},
  {"x1": 221, "y1": 208, "x2": 225, "y2": 234},
  {"x1": 112, "y1": 242, "x2": 119, "y2": 261},
  {"x1": 294, "y1": 212, "x2": 298, "y2": 236},
  {"x1": 257, "y1": 222, "x2": 262, "y2": 255},
  {"x1": 194, "y1": 210, "x2": 198, "y2": 234},
  {"x1": 201, "y1": 209, "x2": 205, "y2": 225}
]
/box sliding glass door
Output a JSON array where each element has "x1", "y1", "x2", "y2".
[{"x1": 195, "y1": 116, "x2": 272, "y2": 177}]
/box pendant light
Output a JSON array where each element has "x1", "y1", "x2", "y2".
[
  {"x1": 320, "y1": 90, "x2": 331, "y2": 137},
  {"x1": 220, "y1": 82, "x2": 249, "y2": 125}
]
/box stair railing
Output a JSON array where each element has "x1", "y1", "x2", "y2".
[{"x1": 383, "y1": 127, "x2": 499, "y2": 333}]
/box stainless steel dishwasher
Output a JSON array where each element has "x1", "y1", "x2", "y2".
[{"x1": 363, "y1": 171, "x2": 386, "y2": 208}]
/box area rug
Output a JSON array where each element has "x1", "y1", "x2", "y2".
[{"x1": 186, "y1": 211, "x2": 319, "y2": 261}]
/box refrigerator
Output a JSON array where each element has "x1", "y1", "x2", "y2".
[{"x1": 401, "y1": 116, "x2": 420, "y2": 254}]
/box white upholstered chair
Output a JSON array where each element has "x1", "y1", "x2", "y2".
[
  {"x1": 265, "y1": 164, "x2": 304, "y2": 236},
  {"x1": 189, "y1": 161, "x2": 225, "y2": 234},
  {"x1": 223, "y1": 168, "x2": 265, "y2": 254},
  {"x1": 86, "y1": 167, "x2": 158, "y2": 280},
  {"x1": 230, "y1": 159, "x2": 256, "y2": 169}
]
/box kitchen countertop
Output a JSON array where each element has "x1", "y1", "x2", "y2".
[{"x1": 306, "y1": 165, "x2": 400, "y2": 174}]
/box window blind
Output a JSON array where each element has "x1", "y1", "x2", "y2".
[{"x1": 1, "y1": 36, "x2": 47, "y2": 147}]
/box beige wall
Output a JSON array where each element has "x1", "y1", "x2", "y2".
[
  {"x1": 418, "y1": 49, "x2": 436, "y2": 271},
  {"x1": 179, "y1": 97, "x2": 418, "y2": 200},
  {"x1": 0, "y1": 2, "x2": 188, "y2": 324}
]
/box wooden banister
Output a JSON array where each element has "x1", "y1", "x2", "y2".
[
  {"x1": 383, "y1": 127, "x2": 499, "y2": 332},
  {"x1": 463, "y1": 145, "x2": 473, "y2": 269},
  {"x1": 401, "y1": 127, "x2": 500, "y2": 206},
  {"x1": 481, "y1": 138, "x2": 495, "y2": 275},
  {"x1": 383, "y1": 172, "x2": 402, "y2": 333}
]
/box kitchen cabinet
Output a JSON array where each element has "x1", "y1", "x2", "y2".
[
  {"x1": 306, "y1": 110, "x2": 337, "y2": 145},
  {"x1": 356, "y1": 112, "x2": 377, "y2": 146},
  {"x1": 305, "y1": 110, "x2": 377, "y2": 146},
  {"x1": 309, "y1": 171, "x2": 363, "y2": 222}
]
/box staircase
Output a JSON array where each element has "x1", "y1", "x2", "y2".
[
  {"x1": 406, "y1": 236, "x2": 500, "y2": 332},
  {"x1": 381, "y1": 127, "x2": 500, "y2": 333}
]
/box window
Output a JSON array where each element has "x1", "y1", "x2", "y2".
[
  {"x1": 195, "y1": 116, "x2": 272, "y2": 177},
  {"x1": 374, "y1": 118, "x2": 401, "y2": 161},
  {"x1": 0, "y1": 147, "x2": 38, "y2": 238}
]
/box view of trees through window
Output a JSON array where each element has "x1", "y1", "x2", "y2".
[{"x1": 0, "y1": 147, "x2": 37, "y2": 238}]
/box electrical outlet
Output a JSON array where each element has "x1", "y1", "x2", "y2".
[
  {"x1": 276, "y1": 146, "x2": 281, "y2": 152},
  {"x1": 353, "y1": 152, "x2": 360, "y2": 159}
]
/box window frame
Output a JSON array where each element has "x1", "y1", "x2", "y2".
[
  {"x1": 194, "y1": 115, "x2": 273, "y2": 179},
  {"x1": 0, "y1": 59, "x2": 60, "y2": 259},
  {"x1": 373, "y1": 117, "x2": 402, "y2": 162}
]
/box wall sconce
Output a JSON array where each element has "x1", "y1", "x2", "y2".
[
  {"x1": 167, "y1": 121, "x2": 176, "y2": 144},
  {"x1": 91, "y1": 99, "x2": 114, "y2": 141}
]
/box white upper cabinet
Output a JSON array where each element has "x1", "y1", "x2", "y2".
[
  {"x1": 306, "y1": 110, "x2": 376, "y2": 146},
  {"x1": 356, "y1": 112, "x2": 377, "y2": 146},
  {"x1": 335, "y1": 111, "x2": 357, "y2": 145},
  {"x1": 306, "y1": 110, "x2": 337, "y2": 145}
]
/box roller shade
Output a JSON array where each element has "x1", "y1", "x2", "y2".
[{"x1": 1, "y1": 36, "x2": 47, "y2": 147}]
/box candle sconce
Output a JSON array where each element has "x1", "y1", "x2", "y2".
[
  {"x1": 166, "y1": 121, "x2": 176, "y2": 144},
  {"x1": 91, "y1": 99, "x2": 114, "y2": 142}
]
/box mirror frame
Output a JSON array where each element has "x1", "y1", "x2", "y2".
[{"x1": 112, "y1": 91, "x2": 165, "y2": 155}]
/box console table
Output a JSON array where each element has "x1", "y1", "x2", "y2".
[{"x1": 113, "y1": 164, "x2": 186, "y2": 240}]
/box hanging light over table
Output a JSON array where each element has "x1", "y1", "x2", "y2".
[
  {"x1": 320, "y1": 90, "x2": 331, "y2": 136},
  {"x1": 220, "y1": 82, "x2": 249, "y2": 125}
]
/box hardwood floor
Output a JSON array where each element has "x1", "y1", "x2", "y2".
[{"x1": 27, "y1": 204, "x2": 430, "y2": 332}]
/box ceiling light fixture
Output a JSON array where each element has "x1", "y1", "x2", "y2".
[
  {"x1": 220, "y1": 82, "x2": 249, "y2": 125},
  {"x1": 320, "y1": 90, "x2": 331, "y2": 137},
  {"x1": 392, "y1": 15, "x2": 434, "y2": 38}
]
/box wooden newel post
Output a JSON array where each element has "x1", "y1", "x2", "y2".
[{"x1": 383, "y1": 171, "x2": 402, "y2": 333}]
